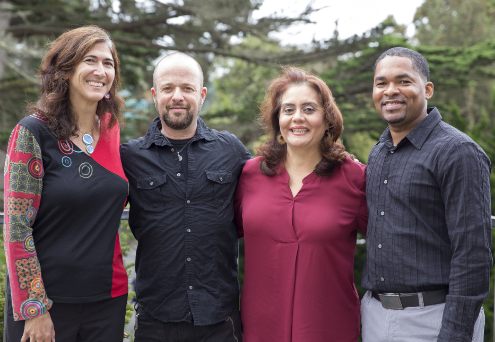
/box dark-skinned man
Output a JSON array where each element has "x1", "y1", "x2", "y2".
[{"x1": 361, "y1": 47, "x2": 491, "y2": 342}]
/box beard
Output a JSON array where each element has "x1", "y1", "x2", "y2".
[
  {"x1": 158, "y1": 98, "x2": 203, "y2": 130},
  {"x1": 161, "y1": 105, "x2": 194, "y2": 130},
  {"x1": 380, "y1": 98, "x2": 407, "y2": 124},
  {"x1": 384, "y1": 111, "x2": 407, "y2": 124}
]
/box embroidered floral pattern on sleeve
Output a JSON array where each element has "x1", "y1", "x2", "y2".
[{"x1": 4, "y1": 124, "x2": 52, "y2": 321}]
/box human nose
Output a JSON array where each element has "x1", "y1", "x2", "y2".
[
  {"x1": 93, "y1": 62, "x2": 105, "y2": 77},
  {"x1": 292, "y1": 108, "x2": 305, "y2": 122},
  {"x1": 384, "y1": 82, "x2": 400, "y2": 96},
  {"x1": 171, "y1": 88, "x2": 184, "y2": 102}
]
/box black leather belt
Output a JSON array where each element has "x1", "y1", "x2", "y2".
[{"x1": 371, "y1": 289, "x2": 448, "y2": 310}]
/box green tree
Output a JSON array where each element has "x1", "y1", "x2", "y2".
[{"x1": 414, "y1": 0, "x2": 495, "y2": 47}]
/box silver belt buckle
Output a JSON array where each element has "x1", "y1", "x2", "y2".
[{"x1": 378, "y1": 294, "x2": 403, "y2": 310}]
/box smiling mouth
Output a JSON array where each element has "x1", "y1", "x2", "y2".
[
  {"x1": 87, "y1": 81, "x2": 104, "y2": 87},
  {"x1": 382, "y1": 100, "x2": 404, "y2": 107},
  {"x1": 290, "y1": 128, "x2": 309, "y2": 134}
]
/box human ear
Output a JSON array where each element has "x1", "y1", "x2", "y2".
[{"x1": 425, "y1": 82, "x2": 434, "y2": 100}]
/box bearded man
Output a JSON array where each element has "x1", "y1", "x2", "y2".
[{"x1": 121, "y1": 52, "x2": 250, "y2": 342}]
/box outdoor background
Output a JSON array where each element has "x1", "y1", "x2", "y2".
[{"x1": 0, "y1": 0, "x2": 494, "y2": 340}]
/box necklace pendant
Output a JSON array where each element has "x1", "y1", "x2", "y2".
[
  {"x1": 82, "y1": 133, "x2": 94, "y2": 145},
  {"x1": 177, "y1": 153, "x2": 182, "y2": 162},
  {"x1": 86, "y1": 145, "x2": 94, "y2": 155}
]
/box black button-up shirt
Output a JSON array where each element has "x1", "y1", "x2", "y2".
[
  {"x1": 362, "y1": 108, "x2": 492, "y2": 342},
  {"x1": 121, "y1": 117, "x2": 251, "y2": 325}
]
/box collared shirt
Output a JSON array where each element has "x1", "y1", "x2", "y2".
[
  {"x1": 121, "y1": 117, "x2": 251, "y2": 325},
  {"x1": 363, "y1": 107, "x2": 492, "y2": 342}
]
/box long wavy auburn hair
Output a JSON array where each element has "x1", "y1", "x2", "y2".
[
  {"x1": 29, "y1": 25, "x2": 125, "y2": 140},
  {"x1": 257, "y1": 67, "x2": 351, "y2": 177}
]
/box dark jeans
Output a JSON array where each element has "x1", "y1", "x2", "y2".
[
  {"x1": 5, "y1": 289, "x2": 127, "y2": 342},
  {"x1": 134, "y1": 304, "x2": 242, "y2": 342}
]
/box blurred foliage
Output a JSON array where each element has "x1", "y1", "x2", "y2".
[{"x1": 414, "y1": 0, "x2": 495, "y2": 47}]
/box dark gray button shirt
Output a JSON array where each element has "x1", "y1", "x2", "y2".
[
  {"x1": 362, "y1": 108, "x2": 492, "y2": 342},
  {"x1": 121, "y1": 117, "x2": 251, "y2": 325}
]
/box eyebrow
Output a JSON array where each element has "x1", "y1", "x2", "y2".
[
  {"x1": 160, "y1": 82, "x2": 196, "y2": 88},
  {"x1": 375, "y1": 73, "x2": 412, "y2": 82},
  {"x1": 84, "y1": 54, "x2": 114, "y2": 63},
  {"x1": 281, "y1": 101, "x2": 319, "y2": 107}
]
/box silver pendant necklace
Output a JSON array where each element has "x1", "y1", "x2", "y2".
[
  {"x1": 80, "y1": 116, "x2": 99, "y2": 155},
  {"x1": 163, "y1": 136, "x2": 194, "y2": 162},
  {"x1": 82, "y1": 133, "x2": 95, "y2": 154}
]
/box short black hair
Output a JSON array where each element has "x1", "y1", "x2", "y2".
[{"x1": 373, "y1": 47, "x2": 430, "y2": 82}]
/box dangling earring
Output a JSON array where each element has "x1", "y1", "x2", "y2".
[
  {"x1": 64, "y1": 81, "x2": 68, "y2": 88},
  {"x1": 104, "y1": 93, "x2": 110, "y2": 99},
  {"x1": 277, "y1": 134, "x2": 286, "y2": 145},
  {"x1": 324, "y1": 130, "x2": 333, "y2": 143}
]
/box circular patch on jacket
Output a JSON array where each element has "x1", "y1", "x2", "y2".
[
  {"x1": 26, "y1": 207, "x2": 37, "y2": 226},
  {"x1": 21, "y1": 300, "x2": 44, "y2": 319},
  {"x1": 79, "y1": 162, "x2": 93, "y2": 178},
  {"x1": 62, "y1": 156, "x2": 72, "y2": 167},
  {"x1": 30, "y1": 278, "x2": 43, "y2": 293},
  {"x1": 23, "y1": 234, "x2": 35, "y2": 254},
  {"x1": 27, "y1": 157, "x2": 43, "y2": 179},
  {"x1": 58, "y1": 140, "x2": 74, "y2": 155}
]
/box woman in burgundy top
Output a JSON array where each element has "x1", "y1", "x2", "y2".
[
  {"x1": 4, "y1": 26, "x2": 128, "y2": 342},
  {"x1": 234, "y1": 67, "x2": 367, "y2": 342}
]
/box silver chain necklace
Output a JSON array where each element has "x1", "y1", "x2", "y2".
[{"x1": 163, "y1": 135, "x2": 194, "y2": 162}]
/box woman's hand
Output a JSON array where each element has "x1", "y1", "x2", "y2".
[{"x1": 21, "y1": 311, "x2": 55, "y2": 342}]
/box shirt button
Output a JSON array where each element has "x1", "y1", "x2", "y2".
[
  {"x1": 220, "y1": 177, "x2": 223, "y2": 182},
  {"x1": 171, "y1": 148, "x2": 175, "y2": 152},
  {"x1": 177, "y1": 173, "x2": 181, "y2": 177},
  {"x1": 150, "y1": 181, "x2": 153, "y2": 186},
  {"x1": 378, "y1": 244, "x2": 382, "y2": 249},
  {"x1": 380, "y1": 211, "x2": 385, "y2": 216},
  {"x1": 381, "y1": 277, "x2": 385, "y2": 281},
  {"x1": 189, "y1": 286, "x2": 193, "y2": 290},
  {"x1": 186, "y1": 229, "x2": 191, "y2": 232},
  {"x1": 384, "y1": 180, "x2": 388, "y2": 184},
  {"x1": 186, "y1": 200, "x2": 190, "y2": 204},
  {"x1": 187, "y1": 257, "x2": 191, "y2": 261},
  {"x1": 390, "y1": 151, "x2": 394, "y2": 154}
]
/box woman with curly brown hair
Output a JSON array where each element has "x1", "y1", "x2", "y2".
[
  {"x1": 234, "y1": 67, "x2": 367, "y2": 342},
  {"x1": 4, "y1": 26, "x2": 128, "y2": 342}
]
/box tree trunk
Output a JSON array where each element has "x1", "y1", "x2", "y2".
[
  {"x1": 0, "y1": 2, "x2": 12, "y2": 217},
  {"x1": 0, "y1": 1, "x2": 12, "y2": 80}
]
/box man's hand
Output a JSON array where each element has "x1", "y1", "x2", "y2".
[{"x1": 21, "y1": 311, "x2": 55, "y2": 342}]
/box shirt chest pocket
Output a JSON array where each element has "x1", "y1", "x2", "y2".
[
  {"x1": 136, "y1": 173, "x2": 174, "y2": 211},
  {"x1": 202, "y1": 170, "x2": 233, "y2": 209}
]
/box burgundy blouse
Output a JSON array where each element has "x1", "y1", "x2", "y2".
[{"x1": 234, "y1": 156, "x2": 367, "y2": 342}]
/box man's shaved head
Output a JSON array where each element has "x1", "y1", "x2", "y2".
[{"x1": 153, "y1": 52, "x2": 204, "y2": 89}]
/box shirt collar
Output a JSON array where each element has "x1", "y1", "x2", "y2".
[
  {"x1": 139, "y1": 116, "x2": 217, "y2": 149},
  {"x1": 378, "y1": 107, "x2": 442, "y2": 149}
]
